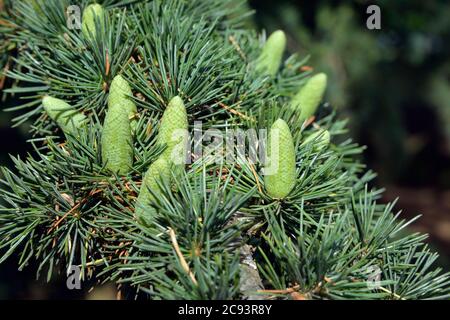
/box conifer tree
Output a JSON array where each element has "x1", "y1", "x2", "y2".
[{"x1": 0, "y1": 0, "x2": 448, "y2": 300}]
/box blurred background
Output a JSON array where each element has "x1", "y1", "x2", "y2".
[{"x1": 0, "y1": 0, "x2": 449, "y2": 298}]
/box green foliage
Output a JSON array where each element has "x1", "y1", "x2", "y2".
[
  {"x1": 0, "y1": 0, "x2": 16, "y2": 101},
  {"x1": 0, "y1": 0, "x2": 448, "y2": 300}
]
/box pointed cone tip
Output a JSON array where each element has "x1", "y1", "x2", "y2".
[
  {"x1": 112, "y1": 74, "x2": 124, "y2": 81},
  {"x1": 169, "y1": 96, "x2": 185, "y2": 108},
  {"x1": 42, "y1": 95, "x2": 59, "y2": 104},
  {"x1": 271, "y1": 30, "x2": 286, "y2": 40},
  {"x1": 273, "y1": 118, "x2": 288, "y2": 126},
  {"x1": 271, "y1": 118, "x2": 291, "y2": 133},
  {"x1": 312, "y1": 73, "x2": 327, "y2": 83},
  {"x1": 110, "y1": 74, "x2": 130, "y2": 90},
  {"x1": 85, "y1": 3, "x2": 103, "y2": 11},
  {"x1": 267, "y1": 30, "x2": 287, "y2": 48}
]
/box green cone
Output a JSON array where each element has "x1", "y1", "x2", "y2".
[
  {"x1": 42, "y1": 96, "x2": 87, "y2": 135},
  {"x1": 291, "y1": 73, "x2": 327, "y2": 122},
  {"x1": 135, "y1": 157, "x2": 171, "y2": 226},
  {"x1": 82, "y1": 4, "x2": 105, "y2": 41},
  {"x1": 256, "y1": 30, "x2": 287, "y2": 76},
  {"x1": 301, "y1": 129, "x2": 330, "y2": 151},
  {"x1": 264, "y1": 119, "x2": 296, "y2": 199},
  {"x1": 101, "y1": 103, "x2": 133, "y2": 175},
  {"x1": 157, "y1": 96, "x2": 189, "y2": 165},
  {"x1": 109, "y1": 75, "x2": 138, "y2": 131}
]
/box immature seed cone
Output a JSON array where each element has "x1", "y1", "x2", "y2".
[
  {"x1": 301, "y1": 129, "x2": 330, "y2": 151},
  {"x1": 256, "y1": 30, "x2": 287, "y2": 76},
  {"x1": 291, "y1": 73, "x2": 327, "y2": 122},
  {"x1": 108, "y1": 75, "x2": 137, "y2": 131},
  {"x1": 101, "y1": 104, "x2": 133, "y2": 175},
  {"x1": 42, "y1": 96, "x2": 87, "y2": 135},
  {"x1": 135, "y1": 157, "x2": 171, "y2": 226},
  {"x1": 264, "y1": 119, "x2": 296, "y2": 199},
  {"x1": 157, "y1": 96, "x2": 189, "y2": 165},
  {"x1": 82, "y1": 4, "x2": 105, "y2": 41},
  {"x1": 134, "y1": 96, "x2": 188, "y2": 226}
]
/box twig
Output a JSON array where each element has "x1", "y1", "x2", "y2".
[
  {"x1": 229, "y1": 35, "x2": 246, "y2": 61},
  {"x1": 304, "y1": 116, "x2": 316, "y2": 129},
  {"x1": 0, "y1": 58, "x2": 10, "y2": 90},
  {"x1": 48, "y1": 189, "x2": 102, "y2": 234},
  {"x1": 168, "y1": 227, "x2": 198, "y2": 286},
  {"x1": 105, "y1": 49, "x2": 110, "y2": 77},
  {"x1": 300, "y1": 66, "x2": 313, "y2": 72},
  {"x1": 257, "y1": 284, "x2": 310, "y2": 300},
  {"x1": 258, "y1": 284, "x2": 300, "y2": 294},
  {"x1": 0, "y1": 19, "x2": 15, "y2": 27},
  {"x1": 217, "y1": 102, "x2": 255, "y2": 122},
  {"x1": 117, "y1": 283, "x2": 122, "y2": 300},
  {"x1": 378, "y1": 286, "x2": 405, "y2": 300},
  {"x1": 290, "y1": 292, "x2": 308, "y2": 300},
  {"x1": 82, "y1": 258, "x2": 106, "y2": 268},
  {"x1": 47, "y1": 202, "x2": 81, "y2": 234},
  {"x1": 247, "y1": 159, "x2": 262, "y2": 194}
]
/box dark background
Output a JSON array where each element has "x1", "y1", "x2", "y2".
[{"x1": 0, "y1": 0, "x2": 449, "y2": 299}]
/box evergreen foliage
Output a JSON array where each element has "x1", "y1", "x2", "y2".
[{"x1": 0, "y1": 0, "x2": 448, "y2": 300}]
